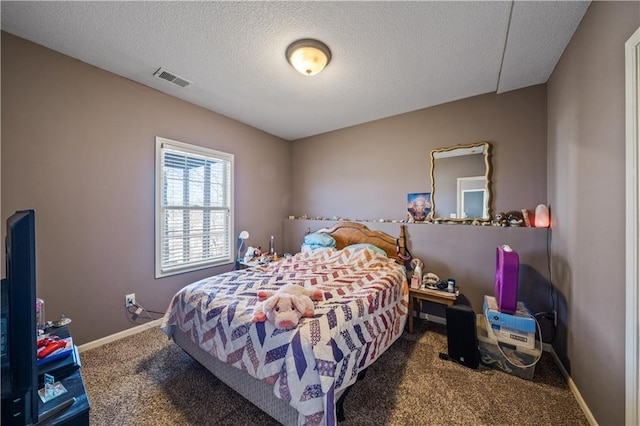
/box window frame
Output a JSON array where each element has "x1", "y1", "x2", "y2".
[{"x1": 155, "y1": 136, "x2": 234, "y2": 278}]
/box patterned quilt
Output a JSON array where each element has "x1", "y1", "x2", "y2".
[{"x1": 161, "y1": 247, "x2": 409, "y2": 426}]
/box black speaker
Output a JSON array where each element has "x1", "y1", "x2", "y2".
[{"x1": 446, "y1": 305, "x2": 479, "y2": 369}]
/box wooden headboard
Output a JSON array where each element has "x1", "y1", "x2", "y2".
[{"x1": 313, "y1": 221, "x2": 408, "y2": 264}]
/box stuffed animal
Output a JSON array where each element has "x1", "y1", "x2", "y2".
[
  {"x1": 493, "y1": 212, "x2": 509, "y2": 227},
  {"x1": 252, "y1": 284, "x2": 323, "y2": 330},
  {"x1": 506, "y1": 210, "x2": 525, "y2": 227},
  {"x1": 422, "y1": 272, "x2": 440, "y2": 289}
]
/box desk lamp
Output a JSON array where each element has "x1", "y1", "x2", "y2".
[{"x1": 236, "y1": 230, "x2": 249, "y2": 269}]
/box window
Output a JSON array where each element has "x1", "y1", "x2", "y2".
[{"x1": 155, "y1": 137, "x2": 234, "y2": 278}]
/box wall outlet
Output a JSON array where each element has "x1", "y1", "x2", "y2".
[{"x1": 125, "y1": 293, "x2": 136, "y2": 308}]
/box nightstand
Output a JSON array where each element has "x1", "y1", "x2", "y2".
[
  {"x1": 236, "y1": 256, "x2": 282, "y2": 270},
  {"x1": 236, "y1": 259, "x2": 263, "y2": 269},
  {"x1": 37, "y1": 326, "x2": 90, "y2": 425},
  {"x1": 408, "y1": 287, "x2": 458, "y2": 333}
]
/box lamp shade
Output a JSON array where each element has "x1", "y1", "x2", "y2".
[
  {"x1": 237, "y1": 231, "x2": 249, "y2": 259},
  {"x1": 286, "y1": 39, "x2": 331, "y2": 76}
]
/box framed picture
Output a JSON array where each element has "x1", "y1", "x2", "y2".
[{"x1": 407, "y1": 193, "x2": 431, "y2": 222}]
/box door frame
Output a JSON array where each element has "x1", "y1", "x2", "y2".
[
  {"x1": 625, "y1": 26, "x2": 640, "y2": 426},
  {"x1": 456, "y1": 175, "x2": 487, "y2": 219}
]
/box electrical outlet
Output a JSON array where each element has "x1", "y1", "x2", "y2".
[{"x1": 125, "y1": 293, "x2": 136, "y2": 308}]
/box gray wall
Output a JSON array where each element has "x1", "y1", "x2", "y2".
[
  {"x1": 1, "y1": 33, "x2": 291, "y2": 345},
  {"x1": 289, "y1": 85, "x2": 551, "y2": 322},
  {"x1": 290, "y1": 85, "x2": 548, "y2": 221},
  {"x1": 547, "y1": 2, "x2": 639, "y2": 424}
]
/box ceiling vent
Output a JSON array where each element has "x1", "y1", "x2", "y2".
[{"x1": 153, "y1": 67, "x2": 192, "y2": 88}]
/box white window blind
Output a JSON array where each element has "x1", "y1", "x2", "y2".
[{"x1": 155, "y1": 137, "x2": 234, "y2": 277}]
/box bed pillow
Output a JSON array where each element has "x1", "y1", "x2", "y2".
[
  {"x1": 301, "y1": 244, "x2": 335, "y2": 253},
  {"x1": 344, "y1": 243, "x2": 387, "y2": 257},
  {"x1": 303, "y1": 233, "x2": 336, "y2": 248}
]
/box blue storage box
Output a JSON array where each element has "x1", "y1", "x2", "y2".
[{"x1": 483, "y1": 295, "x2": 535, "y2": 333}]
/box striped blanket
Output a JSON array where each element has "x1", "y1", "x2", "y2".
[{"x1": 161, "y1": 247, "x2": 409, "y2": 425}]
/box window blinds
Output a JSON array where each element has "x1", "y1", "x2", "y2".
[{"x1": 156, "y1": 138, "x2": 233, "y2": 276}]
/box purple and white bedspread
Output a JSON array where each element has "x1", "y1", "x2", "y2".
[{"x1": 161, "y1": 247, "x2": 409, "y2": 426}]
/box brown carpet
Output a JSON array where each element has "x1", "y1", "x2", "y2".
[{"x1": 81, "y1": 321, "x2": 588, "y2": 425}]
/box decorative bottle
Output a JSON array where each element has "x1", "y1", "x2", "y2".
[{"x1": 36, "y1": 298, "x2": 45, "y2": 331}]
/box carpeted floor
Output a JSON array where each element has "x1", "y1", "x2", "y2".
[{"x1": 81, "y1": 321, "x2": 588, "y2": 425}]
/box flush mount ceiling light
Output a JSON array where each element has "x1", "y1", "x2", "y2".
[{"x1": 286, "y1": 39, "x2": 331, "y2": 76}]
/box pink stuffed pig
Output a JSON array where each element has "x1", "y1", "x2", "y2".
[{"x1": 252, "y1": 284, "x2": 323, "y2": 330}]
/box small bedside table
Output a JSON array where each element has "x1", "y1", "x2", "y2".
[
  {"x1": 236, "y1": 259, "x2": 259, "y2": 269},
  {"x1": 408, "y1": 287, "x2": 458, "y2": 333},
  {"x1": 37, "y1": 325, "x2": 90, "y2": 425},
  {"x1": 236, "y1": 256, "x2": 282, "y2": 270}
]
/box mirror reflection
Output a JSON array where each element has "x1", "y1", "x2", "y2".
[{"x1": 429, "y1": 142, "x2": 493, "y2": 222}]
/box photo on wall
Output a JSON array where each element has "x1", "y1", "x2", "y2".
[{"x1": 407, "y1": 193, "x2": 431, "y2": 222}]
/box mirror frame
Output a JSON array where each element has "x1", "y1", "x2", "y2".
[{"x1": 429, "y1": 141, "x2": 493, "y2": 223}]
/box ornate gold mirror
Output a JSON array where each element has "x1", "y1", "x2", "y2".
[{"x1": 429, "y1": 141, "x2": 493, "y2": 222}]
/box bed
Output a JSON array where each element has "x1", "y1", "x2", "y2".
[{"x1": 161, "y1": 222, "x2": 410, "y2": 426}]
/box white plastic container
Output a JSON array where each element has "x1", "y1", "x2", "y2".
[
  {"x1": 36, "y1": 297, "x2": 45, "y2": 330},
  {"x1": 476, "y1": 314, "x2": 541, "y2": 380}
]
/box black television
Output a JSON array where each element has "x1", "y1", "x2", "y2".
[{"x1": 1, "y1": 209, "x2": 39, "y2": 425}]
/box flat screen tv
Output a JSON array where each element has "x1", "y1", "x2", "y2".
[{"x1": 1, "y1": 209, "x2": 39, "y2": 425}]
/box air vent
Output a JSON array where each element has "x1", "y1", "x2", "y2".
[{"x1": 153, "y1": 67, "x2": 192, "y2": 88}]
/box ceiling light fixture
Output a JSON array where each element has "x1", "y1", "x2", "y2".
[{"x1": 286, "y1": 39, "x2": 331, "y2": 76}]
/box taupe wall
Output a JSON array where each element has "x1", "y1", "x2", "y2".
[
  {"x1": 289, "y1": 86, "x2": 550, "y2": 322},
  {"x1": 1, "y1": 33, "x2": 291, "y2": 345},
  {"x1": 290, "y1": 85, "x2": 547, "y2": 221},
  {"x1": 547, "y1": 2, "x2": 639, "y2": 424}
]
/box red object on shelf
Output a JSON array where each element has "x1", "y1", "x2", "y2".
[
  {"x1": 37, "y1": 335, "x2": 60, "y2": 349},
  {"x1": 37, "y1": 341, "x2": 66, "y2": 359},
  {"x1": 36, "y1": 336, "x2": 73, "y2": 364}
]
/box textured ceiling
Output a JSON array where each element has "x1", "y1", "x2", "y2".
[{"x1": 1, "y1": 1, "x2": 590, "y2": 141}]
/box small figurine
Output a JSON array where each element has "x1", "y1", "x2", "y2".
[
  {"x1": 506, "y1": 211, "x2": 525, "y2": 227},
  {"x1": 493, "y1": 212, "x2": 509, "y2": 227},
  {"x1": 410, "y1": 258, "x2": 424, "y2": 280},
  {"x1": 423, "y1": 272, "x2": 440, "y2": 289}
]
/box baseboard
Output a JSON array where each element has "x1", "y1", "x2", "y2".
[
  {"x1": 545, "y1": 345, "x2": 598, "y2": 426},
  {"x1": 77, "y1": 318, "x2": 163, "y2": 353}
]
